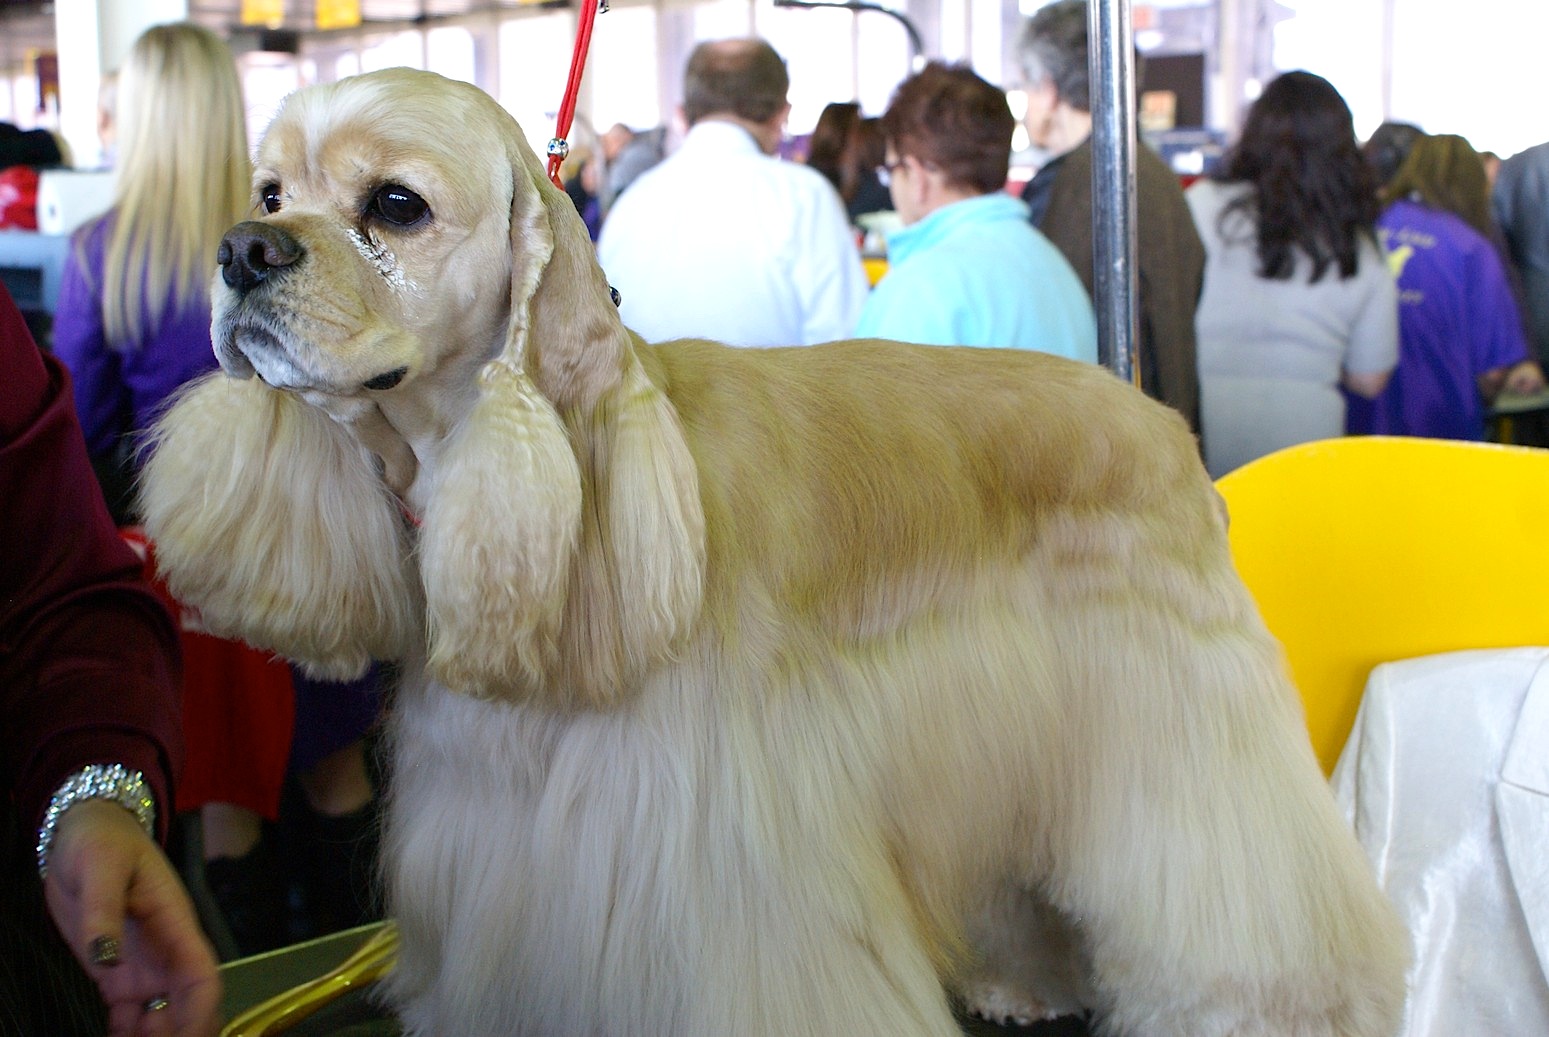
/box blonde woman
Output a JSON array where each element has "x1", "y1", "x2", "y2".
[{"x1": 55, "y1": 21, "x2": 250, "y2": 519}]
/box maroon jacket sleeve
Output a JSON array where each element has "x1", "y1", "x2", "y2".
[{"x1": 0, "y1": 283, "x2": 183, "y2": 841}]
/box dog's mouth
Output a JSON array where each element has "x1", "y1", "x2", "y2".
[
  {"x1": 215, "y1": 318, "x2": 345, "y2": 395},
  {"x1": 215, "y1": 314, "x2": 410, "y2": 398}
]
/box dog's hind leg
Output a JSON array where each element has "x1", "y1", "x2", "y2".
[
  {"x1": 682, "y1": 825, "x2": 972, "y2": 1037},
  {"x1": 956, "y1": 885, "x2": 1094, "y2": 1027},
  {"x1": 1026, "y1": 503, "x2": 1409, "y2": 1037}
]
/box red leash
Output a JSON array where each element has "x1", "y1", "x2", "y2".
[{"x1": 546, "y1": 0, "x2": 608, "y2": 189}]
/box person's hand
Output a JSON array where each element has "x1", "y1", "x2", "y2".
[
  {"x1": 44, "y1": 799, "x2": 223, "y2": 1036},
  {"x1": 1503, "y1": 359, "x2": 1547, "y2": 396}
]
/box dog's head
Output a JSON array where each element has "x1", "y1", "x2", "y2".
[
  {"x1": 213, "y1": 70, "x2": 508, "y2": 399},
  {"x1": 141, "y1": 68, "x2": 704, "y2": 705},
  {"x1": 211, "y1": 67, "x2": 618, "y2": 462}
]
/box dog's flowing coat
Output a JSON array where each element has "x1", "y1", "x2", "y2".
[{"x1": 141, "y1": 69, "x2": 1408, "y2": 1036}]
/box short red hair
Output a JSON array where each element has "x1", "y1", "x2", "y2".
[{"x1": 880, "y1": 62, "x2": 1013, "y2": 194}]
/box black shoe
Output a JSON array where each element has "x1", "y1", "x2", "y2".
[
  {"x1": 302, "y1": 800, "x2": 384, "y2": 935},
  {"x1": 205, "y1": 839, "x2": 291, "y2": 957}
]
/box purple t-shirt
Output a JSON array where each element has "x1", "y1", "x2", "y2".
[
  {"x1": 51, "y1": 211, "x2": 220, "y2": 457},
  {"x1": 1346, "y1": 199, "x2": 1527, "y2": 439}
]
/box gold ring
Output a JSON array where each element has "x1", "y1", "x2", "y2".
[
  {"x1": 144, "y1": 995, "x2": 170, "y2": 1013},
  {"x1": 88, "y1": 935, "x2": 121, "y2": 966}
]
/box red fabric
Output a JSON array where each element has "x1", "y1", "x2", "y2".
[
  {"x1": 119, "y1": 530, "x2": 295, "y2": 820},
  {"x1": 0, "y1": 165, "x2": 39, "y2": 230}
]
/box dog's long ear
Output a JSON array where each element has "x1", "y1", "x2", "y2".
[
  {"x1": 140, "y1": 374, "x2": 418, "y2": 678},
  {"x1": 559, "y1": 354, "x2": 706, "y2": 704},
  {"x1": 419, "y1": 119, "x2": 704, "y2": 706},
  {"x1": 417, "y1": 135, "x2": 583, "y2": 700},
  {"x1": 525, "y1": 143, "x2": 707, "y2": 706}
]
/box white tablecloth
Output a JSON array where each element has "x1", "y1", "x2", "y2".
[{"x1": 1333, "y1": 647, "x2": 1549, "y2": 1035}]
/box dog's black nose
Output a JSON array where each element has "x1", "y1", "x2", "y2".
[{"x1": 219, "y1": 221, "x2": 304, "y2": 295}]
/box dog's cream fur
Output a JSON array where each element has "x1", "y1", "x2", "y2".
[{"x1": 141, "y1": 68, "x2": 1408, "y2": 1036}]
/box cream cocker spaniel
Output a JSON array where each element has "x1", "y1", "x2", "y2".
[{"x1": 140, "y1": 68, "x2": 1407, "y2": 1036}]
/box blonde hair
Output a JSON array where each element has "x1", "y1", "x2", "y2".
[
  {"x1": 102, "y1": 22, "x2": 251, "y2": 348},
  {"x1": 1381, "y1": 133, "x2": 1495, "y2": 243}
]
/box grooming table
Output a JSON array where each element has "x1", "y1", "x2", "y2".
[{"x1": 218, "y1": 921, "x2": 1090, "y2": 1035}]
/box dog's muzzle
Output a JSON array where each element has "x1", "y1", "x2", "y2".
[{"x1": 219, "y1": 221, "x2": 304, "y2": 295}]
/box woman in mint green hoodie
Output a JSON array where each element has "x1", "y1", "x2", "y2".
[{"x1": 854, "y1": 62, "x2": 1097, "y2": 364}]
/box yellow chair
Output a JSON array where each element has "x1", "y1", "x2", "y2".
[{"x1": 1215, "y1": 435, "x2": 1549, "y2": 774}]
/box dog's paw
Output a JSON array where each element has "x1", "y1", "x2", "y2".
[{"x1": 959, "y1": 982, "x2": 1059, "y2": 1028}]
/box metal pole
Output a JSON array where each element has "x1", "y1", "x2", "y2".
[{"x1": 1087, "y1": 0, "x2": 1138, "y2": 386}]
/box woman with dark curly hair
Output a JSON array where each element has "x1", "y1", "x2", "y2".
[{"x1": 1187, "y1": 70, "x2": 1398, "y2": 477}]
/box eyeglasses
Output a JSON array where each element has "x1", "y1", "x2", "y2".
[{"x1": 876, "y1": 158, "x2": 905, "y2": 187}]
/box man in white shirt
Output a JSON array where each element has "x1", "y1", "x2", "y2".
[{"x1": 597, "y1": 38, "x2": 869, "y2": 347}]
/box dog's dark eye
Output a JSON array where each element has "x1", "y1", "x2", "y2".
[
  {"x1": 368, "y1": 184, "x2": 429, "y2": 227},
  {"x1": 260, "y1": 183, "x2": 282, "y2": 214},
  {"x1": 363, "y1": 367, "x2": 408, "y2": 392}
]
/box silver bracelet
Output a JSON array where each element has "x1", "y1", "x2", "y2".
[{"x1": 35, "y1": 764, "x2": 156, "y2": 878}]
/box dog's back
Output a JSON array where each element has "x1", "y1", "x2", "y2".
[{"x1": 650, "y1": 339, "x2": 1213, "y2": 632}]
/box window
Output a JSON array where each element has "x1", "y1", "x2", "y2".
[
  {"x1": 239, "y1": 56, "x2": 302, "y2": 148},
  {"x1": 854, "y1": 10, "x2": 912, "y2": 115},
  {"x1": 694, "y1": 0, "x2": 754, "y2": 40},
  {"x1": 360, "y1": 31, "x2": 425, "y2": 73},
  {"x1": 0, "y1": 76, "x2": 19, "y2": 125},
  {"x1": 8, "y1": 71, "x2": 38, "y2": 129},
  {"x1": 427, "y1": 26, "x2": 476, "y2": 85},
  {"x1": 757, "y1": 3, "x2": 856, "y2": 133},
  {"x1": 589, "y1": 5, "x2": 662, "y2": 132},
  {"x1": 499, "y1": 13, "x2": 577, "y2": 158},
  {"x1": 1273, "y1": 0, "x2": 1549, "y2": 156}
]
